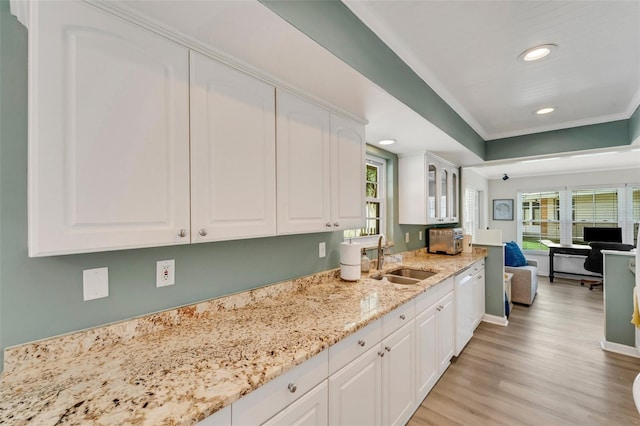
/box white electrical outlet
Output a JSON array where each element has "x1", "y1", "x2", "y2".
[
  {"x1": 156, "y1": 259, "x2": 175, "y2": 287},
  {"x1": 405, "y1": 232, "x2": 410, "y2": 243},
  {"x1": 419, "y1": 231, "x2": 423, "y2": 240},
  {"x1": 319, "y1": 242, "x2": 326, "y2": 258},
  {"x1": 83, "y1": 267, "x2": 109, "y2": 301}
]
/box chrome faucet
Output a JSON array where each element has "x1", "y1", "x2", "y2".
[{"x1": 377, "y1": 235, "x2": 385, "y2": 270}]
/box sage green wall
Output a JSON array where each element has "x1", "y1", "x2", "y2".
[
  {"x1": 631, "y1": 104, "x2": 640, "y2": 144},
  {"x1": 485, "y1": 120, "x2": 630, "y2": 161},
  {"x1": 259, "y1": 0, "x2": 485, "y2": 159},
  {"x1": 475, "y1": 244, "x2": 505, "y2": 318},
  {"x1": 604, "y1": 253, "x2": 636, "y2": 347}
]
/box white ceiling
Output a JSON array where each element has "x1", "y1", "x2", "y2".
[
  {"x1": 344, "y1": 0, "x2": 640, "y2": 141},
  {"x1": 106, "y1": 0, "x2": 638, "y2": 178}
]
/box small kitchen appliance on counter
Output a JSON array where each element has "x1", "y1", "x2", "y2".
[
  {"x1": 428, "y1": 227, "x2": 464, "y2": 255},
  {"x1": 340, "y1": 241, "x2": 361, "y2": 281}
]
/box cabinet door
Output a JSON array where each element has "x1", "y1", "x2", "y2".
[
  {"x1": 330, "y1": 114, "x2": 365, "y2": 230},
  {"x1": 426, "y1": 161, "x2": 439, "y2": 224},
  {"x1": 329, "y1": 346, "x2": 381, "y2": 426},
  {"x1": 276, "y1": 90, "x2": 331, "y2": 234},
  {"x1": 449, "y1": 167, "x2": 460, "y2": 223},
  {"x1": 440, "y1": 167, "x2": 450, "y2": 221},
  {"x1": 381, "y1": 321, "x2": 416, "y2": 426},
  {"x1": 263, "y1": 381, "x2": 328, "y2": 426},
  {"x1": 438, "y1": 292, "x2": 455, "y2": 374},
  {"x1": 27, "y1": 0, "x2": 190, "y2": 256},
  {"x1": 415, "y1": 304, "x2": 438, "y2": 401},
  {"x1": 472, "y1": 269, "x2": 486, "y2": 329},
  {"x1": 190, "y1": 51, "x2": 276, "y2": 242}
]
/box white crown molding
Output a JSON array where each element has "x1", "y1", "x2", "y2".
[
  {"x1": 84, "y1": 0, "x2": 367, "y2": 125},
  {"x1": 9, "y1": 0, "x2": 29, "y2": 28},
  {"x1": 486, "y1": 111, "x2": 634, "y2": 141}
]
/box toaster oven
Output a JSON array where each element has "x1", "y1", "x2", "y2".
[{"x1": 428, "y1": 227, "x2": 464, "y2": 255}]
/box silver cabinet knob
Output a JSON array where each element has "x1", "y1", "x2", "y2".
[
  {"x1": 378, "y1": 351, "x2": 385, "y2": 358},
  {"x1": 400, "y1": 314, "x2": 406, "y2": 320},
  {"x1": 199, "y1": 229, "x2": 208, "y2": 237},
  {"x1": 178, "y1": 229, "x2": 187, "y2": 238},
  {"x1": 385, "y1": 346, "x2": 391, "y2": 352},
  {"x1": 357, "y1": 339, "x2": 366, "y2": 347},
  {"x1": 333, "y1": 222, "x2": 340, "y2": 227},
  {"x1": 325, "y1": 222, "x2": 332, "y2": 228},
  {"x1": 288, "y1": 383, "x2": 297, "y2": 393}
]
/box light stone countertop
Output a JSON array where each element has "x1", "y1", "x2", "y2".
[{"x1": 0, "y1": 248, "x2": 486, "y2": 425}]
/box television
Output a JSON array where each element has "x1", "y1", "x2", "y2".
[{"x1": 583, "y1": 227, "x2": 622, "y2": 243}]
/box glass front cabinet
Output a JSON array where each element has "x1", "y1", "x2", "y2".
[{"x1": 399, "y1": 152, "x2": 459, "y2": 225}]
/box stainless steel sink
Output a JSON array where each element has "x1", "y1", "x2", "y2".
[
  {"x1": 387, "y1": 268, "x2": 436, "y2": 280},
  {"x1": 372, "y1": 274, "x2": 421, "y2": 285}
]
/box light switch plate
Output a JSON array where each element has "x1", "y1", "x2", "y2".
[
  {"x1": 319, "y1": 242, "x2": 326, "y2": 258},
  {"x1": 83, "y1": 267, "x2": 109, "y2": 301},
  {"x1": 156, "y1": 259, "x2": 175, "y2": 287},
  {"x1": 419, "y1": 231, "x2": 423, "y2": 241},
  {"x1": 405, "y1": 232, "x2": 410, "y2": 243}
]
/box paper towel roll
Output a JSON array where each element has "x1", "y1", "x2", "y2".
[
  {"x1": 340, "y1": 242, "x2": 361, "y2": 266},
  {"x1": 340, "y1": 263, "x2": 361, "y2": 281}
]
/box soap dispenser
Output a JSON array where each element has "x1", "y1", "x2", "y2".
[{"x1": 361, "y1": 248, "x2": 370, "y2": 272}]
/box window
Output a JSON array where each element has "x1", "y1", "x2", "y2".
[
  {"x1": 571, "y1": 188, "x2": 618, "y2": 244},
  {"x1": 344, "y1": 156, "x2": 386, "y2": 240},
  {"x1": 518, "y1": 185, "x2": 639, "y2": 250},
  {"x1": 464, "y1": 187, "x2": 479, "y2": 237},
  {"x1": 520, "y1": 191, "x2": 561, "y2": 250}
]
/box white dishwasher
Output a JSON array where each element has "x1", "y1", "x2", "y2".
[{"x1": 454, "y1": 265, "x2": 474, "y2": 356}]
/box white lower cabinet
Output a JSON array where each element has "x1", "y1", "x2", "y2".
[
  {"x1": 472, "y1": 262, "x2": 486, "y2": 330},
  {"x1": 263, "y1": 381, "x2": 328, "y2": 426},
  {"x1": 381, "y1": 321, "x2": 416, "y2": 426},
  {"x1": 328, "y1": 345, "x2": 382, "y2": 426},
  {"x1": 415, "y1": 281, "x2": 455, "y2": 403},
  {"x1": 196, "y1": 405, "x2": 231, "y2": 426}
]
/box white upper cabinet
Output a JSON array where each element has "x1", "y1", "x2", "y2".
[
  {"x1": 27, "y1": 0, "x2": 190, "y2": 256},
  {"x1": 330, "y1": 114, "x2": 366, "y2": 231},
  {"x1": 277, "y1": 90, "x2": 364, "y2": 234},
  {"x1": 190, "y1": 51, "x2": 276, "y2": 242},
  {"x1": 399, "y1": 153, "x2": 460, "y2": 225}
]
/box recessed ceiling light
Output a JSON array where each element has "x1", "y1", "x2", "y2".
[
  {"x1": 535, "y1": 107, "x2": 555, "y2": 115},
  {"x1": 519, "y1": 44, "x2": 557, "y2": 62},
  {"x1": 379, "y1": 139, "x2": 396, "y2": 145}
]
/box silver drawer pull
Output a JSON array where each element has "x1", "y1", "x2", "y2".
[
  {"x1": 178, "y1": 229, "x2": 187, "y2": 238},
  {"x1": 400, "y1": 314, "x2": 406, "y2": 320},
  {"x1": 385, "y1": 346, "x2": 391, "y2": 352},
  {"x1": 199, "y1": 228, "x2": 208, "y2": 237},
  {"x1": 326, "y1": 222, "x2": 332, "y2": 228},
  {"x1": 288, "y1": 383, "x2": 297, "y2": 393},
  {"x1": 333, "y1": 222, "x2": 340, "y2": 227},
  {"x1": 357, "y1": 339, "x2": 365, "y2": 347},
  {"x1": 378, "y1": 351, "x2": 385, "y2": 358}
]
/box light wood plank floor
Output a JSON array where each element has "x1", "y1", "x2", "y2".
[{"x1": 408, "y1": 276, "x2": 640, "y2": 425}]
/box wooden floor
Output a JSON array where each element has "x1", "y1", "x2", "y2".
[{"x1": 408, "y1": 276, "x2": 640, "y2": 425}]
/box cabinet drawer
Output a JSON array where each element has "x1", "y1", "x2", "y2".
[
  {"x1": 329, "y1": 320, "x2": 382, "y2": 375},
  {"x1": 415, "y1": 284, "x2": 439, "y2": 313},
  {"x1": 196, "y1": 404, "x2": 231, "y2": 426},
  {"x1": 382, "y1": 299, "x2": 415, "y2": 337},
  {"x1": 233, "y1": 350, "x2": 328, "y2": 425},
  {"x1": 437, "y1": 276, "x2": 454, "y2": 299},
  {"x1": 472, "y1": 260, "x2": 485, "y2": 274}
]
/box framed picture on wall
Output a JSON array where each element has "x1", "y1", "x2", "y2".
[{"x1": 493, "y1": 199, "x2": 514, "y2": 221}]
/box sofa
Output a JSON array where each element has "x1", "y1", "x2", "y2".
[{"x1": 505, "y1": 259, "x2": 538, "y2": 306}]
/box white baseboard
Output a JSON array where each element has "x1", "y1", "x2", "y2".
[
  {"x1": 601, "y1": 340, "x2": 640, "y2": 358},
  {"x1": 482, "y1": 314, "x2": 508, "y2": 326}
]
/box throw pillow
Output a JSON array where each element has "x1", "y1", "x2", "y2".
[{"x1": 505, "y1": 241, "x2": 527, "y2": 267}]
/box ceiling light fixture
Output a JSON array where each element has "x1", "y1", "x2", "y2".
[
  {"x1": 519, "y1": 44, "x2": 557, "y2": 62},
  {"x1": 535, "y1": 107, "x2": 555, "y2": 115},
  {"x1": 379, "y1": 139, "x2": 396, "y2": 145}
]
